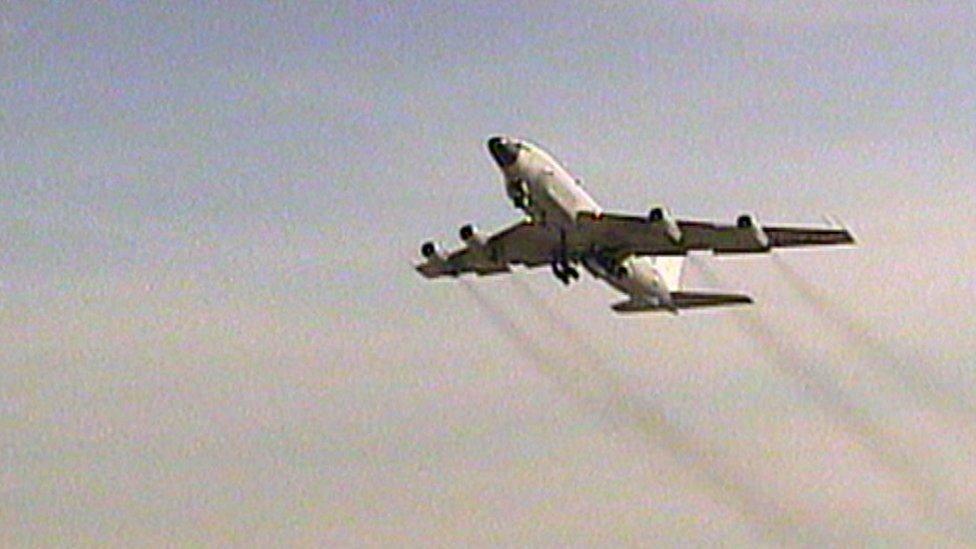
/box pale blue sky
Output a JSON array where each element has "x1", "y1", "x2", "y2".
[{"x1": 2, "y1": 2, "x2": 975, "y2": 545}]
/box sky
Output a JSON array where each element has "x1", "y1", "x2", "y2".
[{"x1": 2, "y1": 1, "x2": 975, "y2": 545}]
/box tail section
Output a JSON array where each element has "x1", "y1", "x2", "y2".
[
  {"x1": 609, "y1": 255, "x2": 751, "y2": 314},
  {"x1": 652, "y1": 256, "x2": 684, "y2": 291},
  {"x1": 611, "y1": 291, "x2": 752, "y2": 314}
]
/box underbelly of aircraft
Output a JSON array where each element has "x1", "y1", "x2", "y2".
[
  {"x1": 585, "y1": 255, "x2": 666, "y2": 303},
  {"x1": 528, "y1": 178, "x2": 579, "y2": 228}
]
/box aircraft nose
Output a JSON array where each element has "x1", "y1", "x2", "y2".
[{"x1": 487, "y1": 136, "x2": 519, "y2": 167}]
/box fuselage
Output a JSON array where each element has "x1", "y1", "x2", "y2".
[
  {"x1": 489, "y1": 136, "x2": 601, "y2": 227},
  {"x1": 487, "y1": 136, "x2": 675, "y2": 310}
]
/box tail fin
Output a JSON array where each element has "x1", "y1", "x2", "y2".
[
  {"x1": 652, "y1": 256, "x2": 685, "y2": 291},
  {"x1": 612, "y1": 292, "x2": 752, "y2": 314}
]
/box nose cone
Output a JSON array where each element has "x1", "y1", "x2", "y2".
[{"x1": 487, "y1": 136, "x2": 519, "y2": 168}]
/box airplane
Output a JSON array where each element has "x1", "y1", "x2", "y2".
[{"x1": 415, "y1": 136, "x2": 855, "y2": 314}]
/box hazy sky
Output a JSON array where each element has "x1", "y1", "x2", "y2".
[{"x1": 2, "y1": 1, "x2": 975, "y2": 545}]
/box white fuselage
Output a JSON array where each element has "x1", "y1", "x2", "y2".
[
  {"x1": 492, "y1": 137, "x2": 674, "y2": 309},
  {"x1": 497, "y1": 141, "x2": 601, "y2": 227}
]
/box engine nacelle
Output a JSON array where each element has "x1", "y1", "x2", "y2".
[
  {"x1": 736, "y1": 214, "x2": 769, "y2": 248},
  {"x1": 420, "y1": 241, "x2": 446, "y2": 262},
  {"x1": 459, "y1": 224, "x2": 488, "y2": 248},
  {"x1": 648, "y1": 206, "x2": 682, "y2": 244}
]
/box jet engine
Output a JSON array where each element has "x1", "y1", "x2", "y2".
[
  {"x1": 420, "y1": 241, "x2": 446, "y2": 261},
  {"x1": 459, "y1": 224, "x2": 488, "y2": 247},
  {"x1": 736, "y1": 214, "x2": 769, "y2": 248},
  {"x1": 648, "y1": 206, "x2": 682, "y2": 244}
]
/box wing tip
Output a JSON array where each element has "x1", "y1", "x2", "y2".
[
  {"x1": 823, "y1": 213, "x2": 857, "y2": 245},
  {"x1": 415, "y1": 262, "x2": 459, "y2": 279},
  {"x1": 414, "y1": 262, "x2": 436, "y2": 278}
]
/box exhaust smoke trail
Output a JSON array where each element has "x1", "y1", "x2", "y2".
[
  {"x1": 463, "y1": 278, "x2": 838, "y2": 545},
  {"x1": 689, "y1": 258, "x2": 976, "y2": 543},
  {"x1": 770, "y1": 255, "x2": 976, "y2": 420},
  {"x1": 509, "y1": 278, "x2": 607, "y2": 364}
]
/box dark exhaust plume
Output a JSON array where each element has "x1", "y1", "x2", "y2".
[
  {"x1": 689, "y1": 258, "x2": 976, "y2": 543},
  {"x1": 463, "y1": 278, "x2": 837, "y2": 545},
  {"x1": 771, "y1": 255, "x2": 976, "y2": 419},
  {"x1": 509, "y1": 278, "x2": 607, "y2": 362}
]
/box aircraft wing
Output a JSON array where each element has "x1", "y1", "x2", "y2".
[
  {"x1": 416, "y1": 220, "x2": 559, "y2": 278},
  {"x1": 576, "y1": 212, "x2": 855, "y2": 258},
  {"x1": 417, "y1": 212, "x2": 854, "y2": 278}
]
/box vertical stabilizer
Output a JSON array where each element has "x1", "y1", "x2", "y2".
[{"x1": 652, "y1": 256, "x2": 685, "y2": 291}]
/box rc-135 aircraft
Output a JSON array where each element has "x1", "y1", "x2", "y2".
[{"x1": 416, "y1": 136, "x2": 855, "y2": 314}]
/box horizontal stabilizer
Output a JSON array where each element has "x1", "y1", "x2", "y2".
[
  {"x1": 611, "y1": 291, "x2": 753, "y2": 314},
  {"x1": 671, "y1": 291, "x2": 753, "y2": 309}
]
